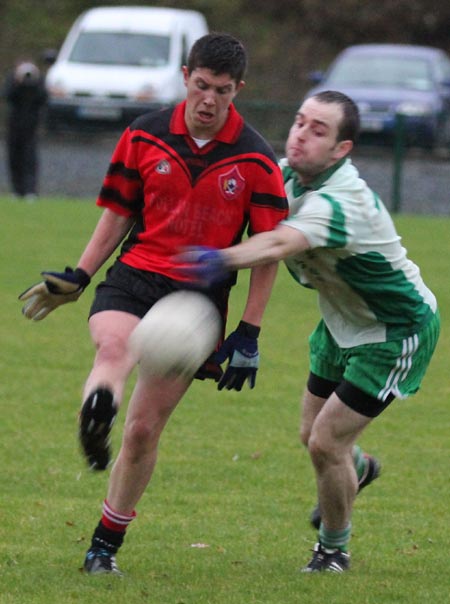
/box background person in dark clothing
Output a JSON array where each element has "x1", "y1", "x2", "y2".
[{"x1": 3, "y1": 60, "x2": 47, "y2": 199}]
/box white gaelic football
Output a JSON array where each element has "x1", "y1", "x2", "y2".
[{"x1": 129, "y1": 290, "x2": 221, "y2": 378}]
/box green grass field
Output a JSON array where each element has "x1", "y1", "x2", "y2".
[{"x1": 0, "y1": 196, "x2": 448, "y2": 603}]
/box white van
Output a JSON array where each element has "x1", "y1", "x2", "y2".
[{"x1": 45, "y1": 6, "x2": 208, "y2": 129}]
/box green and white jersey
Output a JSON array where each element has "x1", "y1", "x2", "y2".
[{"x1": 279, "y1": 157, "x2": 437, "y2": 348}]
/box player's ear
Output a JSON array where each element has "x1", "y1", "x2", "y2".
[
  {"x1": 232, "y1": 80, "x2": 245, "y2": 99},
  {"x1": 182, "y1": 65, "x2": 189, "y2": 86},
  {"x1": 335, "y1": 139, "x2": 353, "y2": 160}
]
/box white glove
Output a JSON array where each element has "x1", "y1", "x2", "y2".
[{"x1": 19, "y1": 267, "x2": 91, "y2": 321}]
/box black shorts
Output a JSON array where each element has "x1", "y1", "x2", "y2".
[
  {"x1": 90, "y1": 261, "x2": 230, "y2": 323},
  {"x1": 307, "y1": 372, "x2": 395, "y2": 418}
]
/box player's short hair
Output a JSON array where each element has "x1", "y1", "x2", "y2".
[
  {"x1": 187, "y1": 32, "x2": 248, "y2": 84},
  {"x1": 312, "y1": 90, "x2": 360, "y2": 143}
]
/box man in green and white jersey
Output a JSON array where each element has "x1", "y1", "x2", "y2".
[
  {"x1": 181, "y1": 90, "x2": 440, "y2": 572},
  {"x1": 281, "y1": 155, "x2": 437, "y2": 353}
]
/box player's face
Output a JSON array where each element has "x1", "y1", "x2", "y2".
[
  {"x1": 285, "y1": 97, "x2": 352, "y2": 184},
  {"x1": 183, "y1": 67, "x2": 244, "y2": 139}
]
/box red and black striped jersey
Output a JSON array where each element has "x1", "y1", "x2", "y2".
[{"x1": 97, "y1": 101, "x2": 288, "y2": 281}]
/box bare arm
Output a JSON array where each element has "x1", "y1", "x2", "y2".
[
  {"x1": 76, "y1": 208, "x2": 134, "y2": 277},
  {"x1": 223, "y1": 224, "x2": 311, "y2": 271},
  {"x1": 240, "y1": 262, "x2": 279, "y2": 327}
]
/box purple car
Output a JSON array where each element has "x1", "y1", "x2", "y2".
[{"x1": 306, "y1": 44, "x2": 450, "y2": 150}]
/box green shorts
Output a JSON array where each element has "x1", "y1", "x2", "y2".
[{"x1": 309, "y1": 312, "x2": 440, "y2": 412}]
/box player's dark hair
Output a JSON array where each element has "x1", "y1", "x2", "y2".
[
  {"x1": 187, "y1": 32, "x2": 247, "y2": 83},
  {"x1": 312, "y1": 90, "x2": 360, "y2": 143}
]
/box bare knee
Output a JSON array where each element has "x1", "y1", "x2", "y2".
[
  {"x1": 307, "y1": 430, "x2": 338, "y2": 472},
  {"x1": 299, "y1": 389, "x2": 326, "y2": 449},
  {"x1": 300, "y1": 413, "x2": 336, "y2": 466},
  {"x1": 122, "y1": 417, "x2": 158, "y2": 463},
  {"x1": 122, "y1": 400, "x2": 175, "y2": 463},
  {"x1": 299, "y1": 422, "x2": 311, "y2": 448},
  {"x1": 95, "y1": 333, "x2": 129, "y2": 364}
]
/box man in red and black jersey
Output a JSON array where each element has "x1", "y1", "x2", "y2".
[{"x1": 19, "y1": 33, "x2": 288, "y2": 575}]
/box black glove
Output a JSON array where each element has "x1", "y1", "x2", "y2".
[
  {"x1": 194, "y1": 355, "x2": 224, "y2": 382},
  {"x1": 215, "y1": 321, "x2": 260, "y2": 391},
  {"x1": 19, "y1": 267, "x2": 91, "y2": 321}
]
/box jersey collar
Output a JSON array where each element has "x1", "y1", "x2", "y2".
[
  {"x1": 170, "y1": 101, "x2": 244, "y2": 144},
  {"x1": 285, "y1": 156, "x2": 348, "y2": 197}
]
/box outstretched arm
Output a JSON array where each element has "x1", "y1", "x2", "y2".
[
  {"x1": 176, "y1": 224, "x2": 310, "y2": 289},
  {"x1": 223, "y1": 224, "x2": 310, "y2": 270}
]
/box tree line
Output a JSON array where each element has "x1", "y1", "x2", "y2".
[{"x1": 1, "y1": 0, "x2": 449, "y2": 103}]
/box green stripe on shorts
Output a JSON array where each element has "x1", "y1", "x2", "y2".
[{"x1": 309, "y1": 311, "x2": 440, "y2": 403}]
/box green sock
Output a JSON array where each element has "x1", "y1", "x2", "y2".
[
  {"x1": 316, "y1": 447, "x2": 363, "y2": 553},
  {"x1": 319, "y1": 523, "x2": 352, "y2": 552},
  {"x1": 353, "y1": 444, "x2": 367, "y2": 481}
]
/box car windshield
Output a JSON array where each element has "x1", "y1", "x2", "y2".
[
  {"x1": 327, "y1": 55, "x2": 433, "y2": 91},
  {"x1": 68, "y1": 31, "x2": 171, "y2": 67}
]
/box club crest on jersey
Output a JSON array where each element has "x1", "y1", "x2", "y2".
[
  {"x1": 156, "y1": 159, "x2": 171, "y2": 175},
  {"x1": 219, "y1": 166, "x2": 245, "y2": 200}
]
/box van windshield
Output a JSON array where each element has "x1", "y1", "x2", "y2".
[{"x1": 68, "y1": 32, "x2": 171, "y2": 66}]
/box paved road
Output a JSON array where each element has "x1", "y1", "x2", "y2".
[{"x1": 1, "y1": 132, "x2": 449, "y2": 215}]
